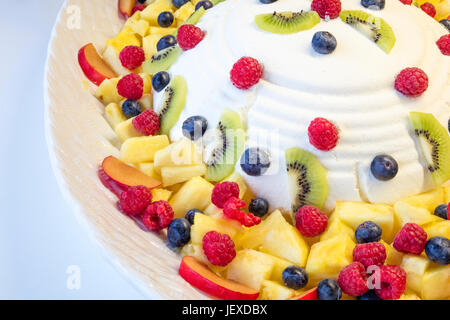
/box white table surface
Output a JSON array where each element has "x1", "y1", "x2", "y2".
[{"x1": 0, "y1": 0, "x2": 145, "y2": 299}]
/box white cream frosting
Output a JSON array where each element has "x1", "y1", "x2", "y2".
[{"x1": 154, "y1": 0, "x2": 450, "y2": 212}]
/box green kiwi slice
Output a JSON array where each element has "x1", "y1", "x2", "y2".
[
  {"x1": 205, "y1": 109, "x2": 245, "y2": 182},
  {"x1": 173, "y1": 7, "x2": 206, "y2": 37},
  {"x1": 285, "y1": 147, "x2": 329, "y2": 217},
  {"x1": 142, "y1": 45, "x2": 182, "y2": 75},
  {"x1": 158, "y1": 75, "x2": 187, "y2": 136},
  {"x1": 339, "y1": 10, "x2": 396, "y2": 54},
  {"x1": 409, "y1": 112, "x2": 450, "y2": 186},
  {"x1": 254, "y1": 11, "x2": 320, "y2": 34}
]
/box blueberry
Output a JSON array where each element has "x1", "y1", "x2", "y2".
[
  {"x1": 195, "y1": 0, "x2": 213, "y2": 10},
  {"x1": 158, "y1": 11, "x2": 174, "y2": 28},
  {"x1": 357, "y1": 290, "x2": 381, "y2": 300},
  {"x1": 172, "y1": 0, "x2": 190, "y2": 8},
  {"x1": 317, "y1": 279, "x2": 342, "y2": 300},
  {"x1": 152, "y1": 71, "x2": 171, "y2": 92},
  {"x1": 282, "y1": 266, "x2": 308, "y2": 290},
  {"x1": 182, "y1": 116, "x2": 208, "y2": 140},
  {"x1": 355, "y1": 221, "x2": 382, "y2": 243},
  {"x1": 137, "y1": 0, "x2": 146, "y2": 3},
  {"x1": 312, "y1": 31, "x2": 337, "y2": 54},
  {"x1": 259, "y1": 0, "x2": 278, "y2": 3},
  {"x1": 240, "y1": 148, "x2": 271, "y2": 176},
  {"x1": 248, "y1": 198, "x2": 269, "y2": 217},
  {"x1": 425, "y1": 237, "x2": 450, "y2": 265},
  {"x1": 157, "y1": 35, "x2": 177, "y2": 51},
  {"x1": 440, "y1": 19, "x2": 450, "y2": 32},
  {"x1": 434, "y1": 204, "x2": 448, "y2": 220},
  {"x1": 361, "y1": 0, "x2": 385, "y2": 10},
  {"x1": 121, "y1": 99, "x2": 142, "y2": 118},
  {"x1": 167, "y1": 218, "x2": 191, "y2": 247},
  {"x1": 370, "y1": 154, "x2": 398, "y2": 181},
  {"x1": 185, "y1": 209, "x2": 203, "y2": 225}
]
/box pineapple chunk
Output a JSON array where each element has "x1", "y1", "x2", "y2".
[
  {"x1": 141, "y1": 0, "x2": 173, "y2": 25},
  {"x1": 143, "y1": 34, "x2": 161, "y2": 59},
  {"x1": 333, "y1": 201, "x2": 395, "y2": 242},
  {"x1": 394, "y1": 201, "x2": 439, "y2": 230},
  {"x1": 154, "y1": 138, "x2": 203, "y2": 169},
  {"x1": 103, "y1": 45, "x2": 130, "y2": 76},
  {"x1": 149, "y1": 26, "x2": 177, "y2": 35},
  {"x1": 399, "y1": 290, "x2": 421, "y2": 300},
  {"x1": 161, "y1": 164, "x2": 207, "y2": 187},
  {"x1": 305, "y1": 234, "x2": 355, "y2": 286},
  {"x1": 444, "y1": 185, "x2": 450, "y2": 203},
  {"x1": 120, "y1": 135, "x2": 170, "y2": 163},
  {"x1": 139, "y1": 94, "x2": 153, "y2": 110},
  {"x1": 423, "y1": 220, "x2": 450, "y2": 239},
  {"x1": 137, "y1": 162, "x2": 162, "y2": 181},
  {"x1": 106, "y1": 27, "x2": 141, "y2": 53},
  {"x1": 421, "y1": 265, "x2": 450, "y2": 300},
  {"x1": 320, "y1": 218, "x2": 355, "y2": 242},
  {"x1": 227, "y1": 249, "x2": 276, "y2": 291},
  {"x1": 174, "y1": 2, "x2": 195, "y2": 21},
  {"x1": 382, "y1": 241, "x2": 404, "y2": 266},
  {"x1": 222, "y1": 171, "x2": 249, "y2": 199},
  {"x1": 114, "y1": 118, "x2": 142, "y2": 141},
  {"x1": 125, "y1": 17, "x2": 150, "y2": 37},
  {"x1": 402, "y1": 187, "x2": 445, "y2": 213},
  {"x1": 259, "y1": 280, "x2": 295, "y2": 300},
  {"x1": 151, "y1": 188, "x2": 172, "y2": 202},
  {"x1": 170, "y1": 176, "x2": 214, "y2": 217},
  {"x1": 140, "y1": 73, "x2": 152, "y2": 94},
  {"x1": 401, "y1": 254, "x2": 430, "y2": 294},
  {"x1": 190, "y1": 212, "x2": 243, "y2": 244},
  {"x1": 203, "y1": 203, "x2": 223, "y2": 218},
  {"x1": 269, "y1": 256, "x2": 296, "y2": 284},
  {"x1": 95, "y1": 78, "x2": 121, "y2": 105},
  {"x1": 104, "y1": 103, "x2": 127, "y2": 129}
]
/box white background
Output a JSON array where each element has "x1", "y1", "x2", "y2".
[{"x1": 0, "y1": 0, "x2": 144, "y2": 299}]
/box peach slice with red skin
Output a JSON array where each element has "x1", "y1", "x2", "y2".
[
  {"x1": 100, "y1": 156, "x2": 161, "y2": 197},
  {"x1": 179, "y1": 256, "x2": 260, "y2": 300},
  {"x1": 78, "y1": 43, "x2": 117, "y2": 86},
  {"x1": 290, "y1": 288, "x2": 318, "y2": 300},
  {"x1": 119, "y1": 0, "x2": 137, "y2": 17}
]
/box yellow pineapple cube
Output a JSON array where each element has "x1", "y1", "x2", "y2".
[
  {"x1": 141, "y1": 0, "x2": 173, "y2": 25},
  {"x1": 401, "y1": 254, "x2": 430, "y2": 294},
  {"x1": 120, "y1": 135, "x2": 170, "y2": 163},
  {"x1": 402, "y1": 187, "x2": 445, "y2": 213},
  {"x1": 125, "y1": 16, "x2": 150, "y2": 37},
  {"x1": 190, "y1": 212, "x2": 243, "y2": 244},
  {"x1": 320, "y1": 218, "x2": 355, "y2": 242},
  {"x1": 139, "y1": 94, "x2": 153, "y2": 110},
  {"x1": 104, "y1": 103, "x2": 127, "y2": 129},
  {"x1": 137, "y1": 162, "x2": 162, "y2": 181},
  {"x1": 95, "y1": 78, "x2": 121, "y2": 105},
  {"x1": 181, "y1": 243, "x2": 209, "y2": 265},
  {"x1": 269, "y1": 256, "x2": 296, "y2": 284},
  {"x1": 151, "y1": 188, "x2": 172, "y2": 202},
  {"x1": 394, "y1": 201, "x2": 439, "y2": 227},
  {"x1": 381, "y1": 241, "x2": 404, "y2": 266},
  {"x1": 102, "y1": 45, "x2": 130, "y2": 76},
  {"x1": 421, "y1": 265, "x2": 450, "y2": 300},
  {"x1": 154, "y1": 138, "x2": 203, "y2": 169},
  {"x1": 142, "y1": 34, "x2": 161, "y2": 59},
  {"x1": 161, "y1": 164, "x2": 207, "y2": 187},
  {"x1": 423, "y1": 220, "x2": 450, "y2": 239},
  {"x1": 149, "y1": 26, "x2": 177, "y2": 35},
  {"x1": 174, "y1": 2, "x2": 195, "y2": 21},
  {"x1": 140, "y1": 73, "x2": 152, "y2": 94},
  {"x1": 444, "y1": 185, "x2": 450, "y2": 203},
  {"x1": 170, "y1": 176, "x2": 214, "y2": 217},
  {"x1": 259, "y1": 280, "x2": 295, "y2": 300},
  {"x1": 203, "y1": 203, "x2": 223, "y2": 218},
  {"x1": 399, "y1": 290, "x2": 421, "y2": 300},
  {"x1": 114, "y1": 118, "x2": 142, "y2": 141},
  {"x1": 106, "y1": 27, "x2": 141, "y2": 53}
]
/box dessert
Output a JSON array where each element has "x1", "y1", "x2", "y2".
[{"x1": 78, "y1": 0, "x2": 450, "y2": 300}]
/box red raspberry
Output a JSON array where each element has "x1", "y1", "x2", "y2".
[
  {"x1": 393, "y1": 223, "x2": 427, "y2": 254},
  {"x1": 308, "y1": 118, "x2": 339, "y2": 151},
  {"x1": 119, "y1": 46, "x2": 146, "y2": 70},
  {"x1": 394, "y1": 67, "x2": 428, "y2": 97},
  {"x1": 131, "y1": 4, "x2": 146, "y2": 15},
  {"x1": 311, "y1": 0, "x2": 341, "y2": 19},
  {"x1": 211, "y1": 182, "x2": 240, "y2": 208},
  {"x1": 117, "y1": 73, "x2": 144, "y2": 100},
  {"x1": 142, "y1": 200, "x2": 174, "y2": 231},
  {"x1": 132, "y1": 109, "x2": 160, "y2": 136},
  {"x1": 337, "y1": 262, "x2": 368, "y2": 297},
  {"x1": 420, "y1": 2, "x2": 436, "y2": 17},
  {"x1": 230, "y1": 57, "x2": 264, "y2": 90},
  {"x1": 119, "y1": 185, "x2": 152, "y2": 216},
  {"x1": 375, "y1": 265, "x2": 406, "y2": 300},
  {"x1": 202, "y1": 231, "x2": 236, "y2": 266},
  {"x1": 223, "y1": 197, "x2": 261, "y2": 227},
  {"x1": 177, "y1": 24, "x2": 205, "y2": 51},
  {"x1": 436, "y1": 34, "x2": 450, "y2": 56},
  {"x1": 353, "y1": 242, "x2": 387, "y2": 268},
  {"x1": 399, "y1": 0, "x2": 412, "y2": 3},
  {"x1": 295, "y1": 205, "x2": 328, "y2": 237}
]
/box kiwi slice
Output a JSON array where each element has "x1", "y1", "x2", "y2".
[
  {"x1": 158, "y1": 75, "x2": 187, "y2": 136},
  {"x1": 409, "y1": 112, "x2": 450, "y2": 186},
  {"x1": 285, "y1": 147, "x2": 329, "y2": 216},
  {"x1": 205, "y1": 109, "x2": 245, "y2": 182},
  {"x1": 254, "y1": 11, "x2": 320, "y2": 34},
  {"x1": 142, "y1": 45, "x2": 182, "y2": 75},
  {"x1": 173, "y1": 7, "x2": 206, "y2": 37},
  {"x1": 339, "y1": 10, "x2": 396, "y2": 54}
]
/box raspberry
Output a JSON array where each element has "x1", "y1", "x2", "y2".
[
  {"x1": 142, "y1": 200, "x2": 174, "y2": 231},
  {"x1": 132, "y1": 109, "x2": 160, "y2": 136},
  {"x1": 394, "y1": 67, "x2": 428, "y2": 97},
  {"x1": 177, "y1": 24, "x2": 205, "y2": 51},
  {"x1": 399, "y1": 0, "x2": 412, "y2": 4},
  {"x1": 308, "y1": 118, "x2": 339, "y2": 151},
  {"x1": 337, "y1": 262, "x2": 368, "y2": 297},
  {"x1": 353, "y1": 242, "x2": 387, "y2": 268},
  {"x1": 119, "y1": 46, "x2": 146, "y2": 70},
  {"x1": 295, "y1": 205, "x2": 328, "y2": 237},
  {"x1": 393, "y1": 223, "x2": 427, "y2": 254},
  {"x1": 223, "y1": 197, "x2": 261, "y2": 227},
  {"x1": 311, "y1": 0, "x2": 342, "y2": 19},
  {"x1": 117, "y1": 73, "x2": 144, "y2": 100},
  {"x1": 202, "y1": 231, "x2": 236, "y2": 266},
  {"x1": 375, "y1": 265, "x2": 406, "y2": 300},
  {"x1": 211, "y1": 182, "x2": 240, "y2": 208},
  {"x1": 436, "y1": 34, "x2": 450, "y2": 56},
  {"x1": 131, "y1": 4, "x2": 146, "y2": 15},
  {"x1": 420, "y1": 2, "x2": 436, "y2": 17},
  {"x1": 230, "y1": 57, "x2": 264, "y2": 90},
  {"x1": 119, "y1": 185, "x2": 152, "y2": 216}
]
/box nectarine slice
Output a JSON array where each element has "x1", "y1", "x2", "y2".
[
  {"x1": 119, "y1": 0, "x2": 137, "y2": 17},
  {"x1": 290, "y1": 287, "x2": 318, "y2": 300},
  {"x1": 179, "y1": 256, "x2": 259, "y2": 300},
  {"x1": 78, "y1": 43, "x2": 117, "y2": 86}
]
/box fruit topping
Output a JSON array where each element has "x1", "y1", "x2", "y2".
[
  {"x1": 223, "y1": 197, "x2": 261, "y2": 227},
  {"x1": 440, "y1": 19, "x2": 450, "y2": 32},
  {"x1": 357, "y1": 290, "x2": 381, "y2": 300},
  {"x1": 177, "y1": 24, "x2": 205, "y2": 51},
  {"x1": 119, "y1": 0, "x2": 137, "y2": 17},
  {"x1": 254, "y1": 11, "x2": 320, "y2": 34},
  {"x1": 393, "y1": 222, "x2": 427, "y2": 254},
  {"x1": 158, "y1": 75, "x2": 187, "y2": 136},
  {"x1": 185, "y1": 209, "x2": 204, "y2": 225},
  {"x1": 434, "y1": 204, "x2": 449, "y2": 220},
  {"x1": 436, "y1": 34, "x2": 450, "y2": 56},
  {"x1": 119, "y1": 46, "x2": 146, "y2": 70},
  {"x1": 355, "y1": 221, "x2": 382, "y2": 243},
  {"x1": 295, "y1": 205, "x2": 328, "y2": 237},
  {"x1": 353, "y1": 242, "x2": 386, "y2": 268},
  {"x1": 311, "y1": 0, "x2": 342, "y2": 19},
  {"x1": 157, "y1": 35, "x2": 178, "y2": 51},
  {"x1": 78, "y1": 43, "x2": 118, "y2": 86},
  {"x1": 119, "y1": 185, "x2": 153, "y2": 216},
  {"x1": 420, "y1": 2, "x2": 436, "y2": 17},
  {"x1": 339, "y1": 10, "x2": 396, "y2": 54},
  {"x1": 337, "y1": 262, "x2": 368, "y2": 297},
  {"x1": 312, "y1": 31, "x2": 337, "y2": 54},
  {"x1": 153, "y1": 72, "x2": 171, "y2": 93},
  {"x1": 240, "y1": 148, "x2": 271, "y2": 176},
  {"x1": 248, "y1": 198, "x2": 269, "y2": 217},
  {"x1": 361, "y1": 0, "x2": 385, "y2": 10},
  {"x1": 202, "y1": 231, "x2": 236, "y2": 266},
  {"x1": 195, "y1": 0, "x2": 213, "y2": 11},
  {"x1": 158, "y1": 11, "x2": 174, "y2": 28},
  {"x1": 142, "y1": 200, "x2": 174, "y2": 231},
  {"x1": 132, "y1": 109, "x2": 160, "y2": 136},
  {"x1": 285, "y1": 147, "x2": 329, "y2": 214},
  {"x1": 182, "y1": 116, "x2": 208, "y2": 140},
  {"x1": 174, "y1": 7, "x2": 206, "y2": 37},
  {"x1": 370, "y1": 154, "x2": 399, "y2": 181},
  {"x1": 308, "y1": 117, "x2": 339, "y2": 151},
  {"x1": 395, "y1": 67, "x2": 428, "y2": 97},
  {"x1": 168, "y1": 218, "x2": 191, "y2": 247},
  {"x1": 173, "y1": 0, "x2": 190, "y2": 9},
  {"x1": 317, "y1": 279, "x2": 342, "y2": 300},
  {"x1": 425, "y1": 236, "x2": 450, "y2": 265},
  {"x1": 399, "y1": 0, "x2": 413, "y2": 4},
  {"x1": 282, "y1": 266, "x2": 308, "y2": 290},
  {"x1": 374, "y1": 265, "x2": 406, "y2": 300},
  {"x1": 143, "y1": 45, "x2": 182, "y2": 75},
  {"x1": 131, "y1": 3, "x2": 147, "y2": 15},
  {"x1": 259, "y1": 0, "x2": 278, "y2": 3},
  {"x1": 117, "y1": 73, "x2": 144, "y2": 100},
  {"x1": 230, "y1": 57, "x2": 263, "y2": 90},
  {"x1": 122, "y1": 99, "x2": 142, "y2": 118},
  {"x1": 211, "y1": 182, "x2": 240, "y2": 208}
]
